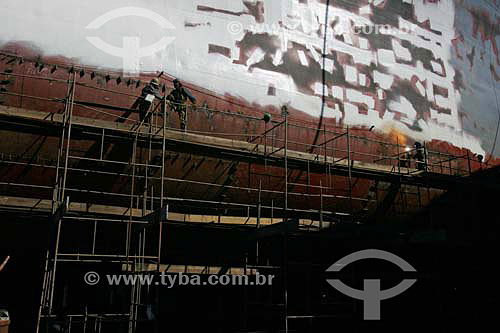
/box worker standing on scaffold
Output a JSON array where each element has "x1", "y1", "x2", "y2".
[
  {"x1": 166, "y1": 79, "x2": 196, "y2": 131},
  {"x1": 413, "y1": 142, "x2": 426, "y2": 171},
  {"x1": 131, "y1": 78, "x2": 164, "y2": 124}
]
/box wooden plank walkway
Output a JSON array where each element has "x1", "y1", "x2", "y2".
[{"x1": 0, "y1": 105, "x2": 479, "y2": 190}]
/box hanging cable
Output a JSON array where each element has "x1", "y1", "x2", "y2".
[
  {"x1": 486, "y1": 41, "x2": 500, "y2": 164},
  {"x1": 309, "y1": 0, "x2": 331, "y2": 153}
]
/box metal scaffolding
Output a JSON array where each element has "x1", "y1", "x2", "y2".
[
  {"x1": 0, "y1": 57, "x2": 491, "y2": 332},
  {"x1": 25, "y1": 71, "x2": 169, "y2": 332}
]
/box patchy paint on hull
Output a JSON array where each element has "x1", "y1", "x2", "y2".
[{"x1": 1, "y1": 0, "x2": 499, "y2": 157}]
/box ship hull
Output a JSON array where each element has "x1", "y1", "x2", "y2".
[
  {"x1": 0, "y1": 52, "x2": 475, "y2": 219},
  {"x1": 2, "y1": 0, "x2": 500, "y2": 218}
]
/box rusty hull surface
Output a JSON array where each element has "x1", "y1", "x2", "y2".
[{"x1": 0, "y1": 50, "x2": 493, "y2": 219}]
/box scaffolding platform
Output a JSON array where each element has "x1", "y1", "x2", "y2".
[
  {"x1": 0, "y1": 64, "x2": 493, "y2": 332},
  {"x1": 0, "y1": 105, "x2": 483, "y2": 191}
]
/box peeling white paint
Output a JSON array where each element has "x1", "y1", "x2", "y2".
[
  {"x1": 373, "y1": 71, "x2": 394, "y2": 90},
  {"x1": 297, "y1": 50, "x2": 309, "y2": 66},
  {"x1": 378, "y1": 49, "x2": 396, "y2": 67},
  {"x1": 347, "y1": 89, "x2": 375, "y2": 109},
  {"x1": 345, "y1": 65, "x2": 358, "y2": 84},
  {"x1": 359, "y1": 73, "x2": 367, "y2": 86},
  {"x1": 416, "y1": 80, "x2": 426, "y2": 96},
  {"x1": 0, "y1": 0, "x2": 494, "y2": 157},
  {"x1": 392, "y1": 39, "x2": 412, "y2": 61},
  {"x1": 332, "y1": 86, "x2": 344, "y2": 100}
]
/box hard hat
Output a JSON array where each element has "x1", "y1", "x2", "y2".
[{"x1": 151, "y1": 78, "x2": 160, "y2": 87}]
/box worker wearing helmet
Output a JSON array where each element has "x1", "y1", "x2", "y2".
[
  {"x1": 167, "y1": 79, "x2": 196, "y2": 131},
  {"x1": 131, "y1": 78, "x2": 164, "y2": 124},
  {"x1": 142, "y1": 78, "x2": 163, "y2": 100}
]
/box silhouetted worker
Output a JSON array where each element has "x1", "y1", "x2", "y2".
[
  {"x1": 413, "y1": 142, "x2": 426, "y2": 170},
  {"x1": 132, "y1": 78, "x2": 163, "y2": 124},
  {"x1": 167, "y1": 79, "x2": 196, "y2": 131},
  {"x1": 477, "y1": 154, "x2": 484, "y2": 170}
]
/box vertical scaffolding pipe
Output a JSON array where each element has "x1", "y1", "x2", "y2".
[
  {"x1": 328, "y1": 162, "x2": 332, "y2": 189},
  {"x1": 186, "y1": 103, "x2": 190, "y2": 132},
  {"x1": 307, "y1": 161, "x2": 310, "y2": 195},
  {"x1": 323, "y1": 123, "x2": 327, "y2": 164},
  {"x1": 396, "y1": 136, "x2": 401, "y2": 175},
  {"x1": 423, "y1": 142, "x2": 429, "y2": 172},
  {"x1": 133, "y1": 233, "x2": 142, "y2": 332},
  {"x1": 129, "y1": 268, "x2": 137, "y2": 333},
  {"x1": 52, "y1": 79, "x2": 72, "y2": 207},
  {"x1": 438, "y1": 151, "x2": 443, "y2": 173},
  {"x1": 257, "y1": 180, "x2": 262, "y2": 229},
  {"x1": 158, "y1": 97, "x2": 167, "y2": 267},
  {"x1": 264, "y1": 121, "x2": 268, "y2": 156},
  {"x1": 256, "y1": 180, "x2": 262, "y2": 265},
  {"x1": 49, "y1": 72, "x2": 77, "y2": 315},
  {"x1": 143, "y1": 116, "x2": 153, "y2": 215},
  {"x1": 92, "y1": 220, "x2": 97, "y2": 255},
  {"x1": 155, "y1": 95, "x2": 168, "y2": 333},
  {"x1": 126, "y1": 135, "x2": 138, "y2": 262},
  {"x1": 320, "y1": 180, "x2": 323, "y2": 230},
  {"x1": 36, "y1": 71, "x2": 72, "y2": 330},
  {"x1": 60, "y1": 73, "x2": 77, "y2": 200},
  {"x1": 37, "y1": 270, "x2": 50, "y2": 331},
  {"x1": 100, "y1": 129, "x2": 105, "y2": 160},
  {"x1": 284, "y1": 106, "x2": 288, "y2": 214},
  {"x1": 83, "y1": 308, "x2": 88, "y2": 333},
  {"x1": 346, "y1": 127, "x2": 354, "y2": 219},
  {"x1": 151, "y1": 186, "x2": 154, "y2": 211},
  {"x1": 160, "y1": 98, "x2": 167, "y2": 208},
  {"x1": 283, "y1": 106, "x2": 289, "y2": 333},
  {"x1": 395, "y1": 136, "x2": 404, "y2": 214},
  {"x1": 127, "y1": 108, "x2": 144, "y2": 332},
  {"x1": 142, "y1": 228, "x2": 146, "y2": 272}
]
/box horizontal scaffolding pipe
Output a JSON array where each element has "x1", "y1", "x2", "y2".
[
  {"x1": 0, "y1": 182, "x2": 351, "y2": 218},
  {"x1": 0, "y1": 159, "x2": 376, "y2": 203}
]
